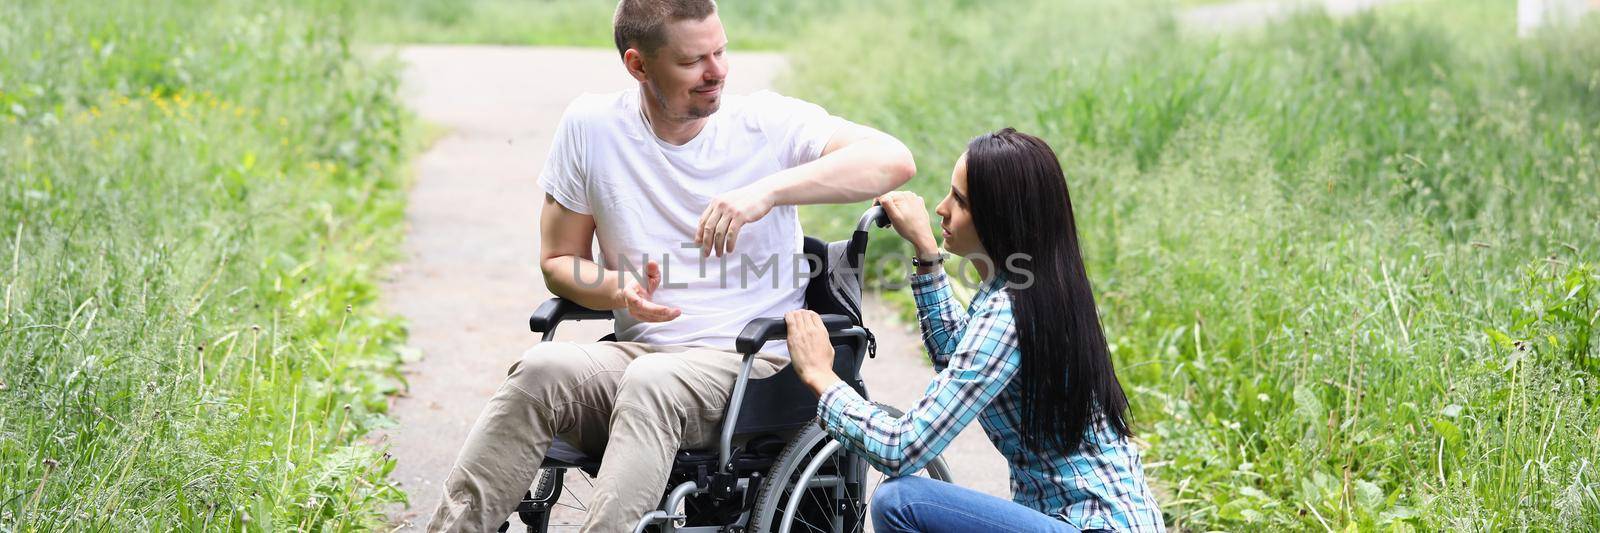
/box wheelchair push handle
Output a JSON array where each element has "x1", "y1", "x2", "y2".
[
  {"x1": 858, "y1": 204, "x2": 891, "y2": 233},
  {"x1": 734, "y1": 313, "x2": 856, "y2": 355}
]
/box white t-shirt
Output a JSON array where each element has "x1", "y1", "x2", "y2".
[{"x1": 538, "y1": 87, "x2": 849, "y2": 355}]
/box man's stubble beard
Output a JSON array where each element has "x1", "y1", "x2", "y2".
[
  {"x1": 687, "y1": 99, "x2": 719, "y2": 119},
  {"x1": 646, "y1": 80, "x2": 720, "y2": 121}
]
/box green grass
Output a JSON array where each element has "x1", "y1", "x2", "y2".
[
  {"x1": 5, "y1": 0, "x2": 1597, "y2": 530},
  {"x1": 349, "y1": 0, "x2": 851, "y2": 50},
  {"x1": 785, "y1": 0, "x2": 1600, "y2": 529},
  {"x1": 0, "y1": 0, "x2": 414, "y2": 530}
]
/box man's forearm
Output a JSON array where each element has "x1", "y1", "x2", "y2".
[
  {"x1": 540, "y1": 255, "x2": 626, "y2": 310},
  {"x1": 759, "y1": 135, "x2": 916, "y2": 207}
]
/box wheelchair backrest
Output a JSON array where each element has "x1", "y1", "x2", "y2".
[{"x1": 730, "y1": 235, "x2": 870, "y2": 435}]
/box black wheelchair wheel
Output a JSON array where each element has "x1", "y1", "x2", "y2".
[
  {"x1": 513, "y1": 468, "x2": 565, "y2": 532},
  {"x1": 747, "y1": 404, "x2": 951, "y2": 533}
]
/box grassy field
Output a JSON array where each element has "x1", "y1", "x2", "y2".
[
  {"x1": 787, "y1": 0, "x2": 1600, "y2": 529},
  {"x1": 350, "y1": 0, "x2": 849, "y2": 50},
  {"x1": 5, "y1": 0, "x2": 1597, "y2": 531},
  {"x1": 0, "y1": 0, "x2": 413, "y2": 530}
]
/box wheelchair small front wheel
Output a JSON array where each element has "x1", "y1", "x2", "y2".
[{"x1": 747, "y1": 403, "x2": 950, "y2": 533}]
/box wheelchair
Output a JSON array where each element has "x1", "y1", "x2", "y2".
[{"x1": 503, "y1": 206, "x2": 952, "y2": 533}]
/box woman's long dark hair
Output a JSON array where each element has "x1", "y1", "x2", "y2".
[{"x1": 964, "y1": 127, "x2": 1131, "y2": 453}]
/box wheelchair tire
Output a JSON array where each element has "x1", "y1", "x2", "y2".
[
  {"x1": 516, "y1": 468, "x2": 564, "y2": 532},
  {"x1": 747, "y1": 404, "x2": 951, "y2": 533}
]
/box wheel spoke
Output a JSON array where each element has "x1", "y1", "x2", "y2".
[
  {"x1": 567, "y1": 472, "x2": 592, "y2": 510},
  {"x1": 794, "y1": 513, "x2": 830, "y2": 533},
  {"x1": 567, "y1": 490, "x2": 586, "y2": 511},
  {"x1": 783, "y1": 443, "x2": 838, "y2": 533}
]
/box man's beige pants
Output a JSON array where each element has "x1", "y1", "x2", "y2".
[{"x1": 426, "y1": 341, "x2": 787, "y2": 533}]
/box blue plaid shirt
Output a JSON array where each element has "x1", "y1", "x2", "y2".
[{"x1": 817, "y1": 271, "x2": 1165, "y2": 532}]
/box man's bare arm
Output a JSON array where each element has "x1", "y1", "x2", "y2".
[
  {"x1": 539, "y1": 194, "x2": 617, "y2": 309},
  {"x1": 539, "y1": 194, "x2": 680, "y2": 320},
  {"x1": 757, "y1": 123, "x2": 918, "y2": 206},
  {"x1": 695, "y1": 124, "x2": 917, "y2": 256}
]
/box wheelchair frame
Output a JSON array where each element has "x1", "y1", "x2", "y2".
[{"x1": 507, "y1": 206, "x2": 952, "y2": 533}]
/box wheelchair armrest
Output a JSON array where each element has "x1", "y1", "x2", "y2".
[
  {"x1": 529, "y1": 297, "x2": 613, "y2": 334},
  {"x1": 722, "y1": 312, "x2": 866, "y2": 472},
  {"x1": 734, "y1": 314, "x2": 856, "y2": 355}
]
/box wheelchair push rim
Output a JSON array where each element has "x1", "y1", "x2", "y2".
[{"x1": 749, "y1": 404, "x2": 951, "y2": 533}]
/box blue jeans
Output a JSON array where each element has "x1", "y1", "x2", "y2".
[{"x1": 870, "y1": 476, "x2": 1084, "y2": 533}]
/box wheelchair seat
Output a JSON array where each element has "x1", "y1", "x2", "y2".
[
  {"x1": 538, "y1": 332, "x2": 866, "y2": 478},
  {"x1": 544, "y1": 432, "x2": 794, "y2": 480},
  {"x1": 542, "y1": 440, "x2": 601, "y2": 477}
]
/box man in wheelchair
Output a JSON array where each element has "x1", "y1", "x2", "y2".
[{"x1": 423, "y1": 1, "x2": 916, "y2": 531}]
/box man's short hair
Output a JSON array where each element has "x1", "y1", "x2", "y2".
[{"x1": 612, "y1": 0, "x2": 717, "y2": 59}]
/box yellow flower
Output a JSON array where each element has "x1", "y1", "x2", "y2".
[{"x1": 89, "y1": 106, "x2": 101, "y2": 118}]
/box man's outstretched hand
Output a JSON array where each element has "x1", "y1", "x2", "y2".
[
  {"x1": 618, "y1": 260, "x2": 681, "y2": 322},
  {"x1": 696, "y1": 185, "x2": 774, "y2": 258}
]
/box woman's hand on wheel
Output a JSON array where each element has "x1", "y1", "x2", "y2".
[
  {"x1": 785, "y1": 310, "x2": 841, "y2": 395},
  {"x1": 875, "y1": 191, "x2": 940, "y2": 258}
]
